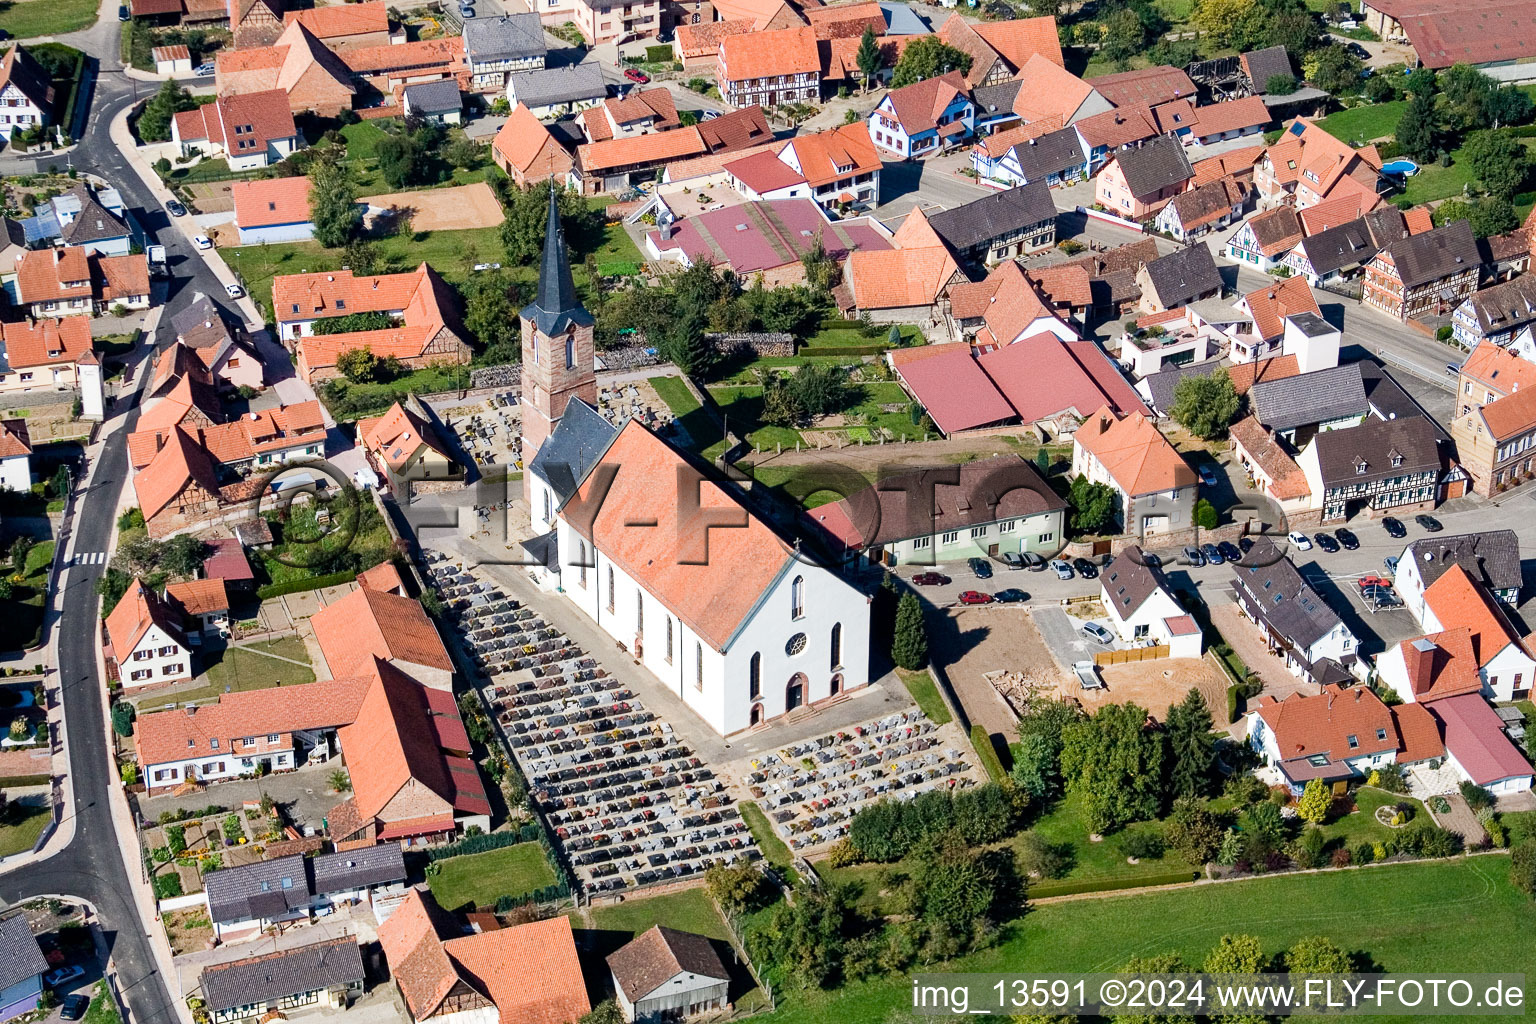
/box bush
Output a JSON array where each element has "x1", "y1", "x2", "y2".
[
  {"x1": 1460, "y1": 780, "x2": 1495, "y2": 810},
  {"x1": 152, "y1": 873, "x2": 182, "y2": 899},
  {"x1": 120, "y1": 762, "x2": 138, "y2": 785},
  {"x1": 1014, "y1": 832, "x2": 1069, "y2": 879},
  {"x1": 847, "y1": 783, "x2": 1018, "y2": 862},
  {"x1": 705, "y1": 861, "x2": 766, "y2": 913},
  {"x1": 644, "y1": 44, "x2": 672, "y2": 62},
  {"x1": 1511, "y1": 842, "x2": 1536, "y2": 896},
  {"x1": 1436, "y1": 325, "x2": 1454, "y2": 341},
  {"x1": 1120, "y1": 829, "x2": 1165, "y2": 860},
  {"x1": 256, "y1": 570, "x2": 357, "y2": 600},
  {"x1": 1026, "y1": 869, "x2": 1198, "y2": 899}
]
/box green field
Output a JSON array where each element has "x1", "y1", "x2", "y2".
[
  {"x1": 135, "y1": 638, "x2": 315, "y2": 711},
  {"x1": 897, "y1": 668, "x2": 951, "y2": 725},
  {"x1": 757, "y1": 857, "x2": 1535, "y2": 1024},
  {"x1": 0, "y1": 0, "x2": 97, "y2": 40},
  {"x1": 589, "y1": 886, "x2": 730, "y2": 940},
  {"x1": 0, "y1": 804, "x2": 49, "y2": 857},
  {"x1": 1314, "y1": 101, "x2": 1408, "y2": 145},
  {"x1": 427, "y1": 842, "x2": 557, "y2": 911},
  {"x1": 1399, "y1": 137, "x2": 1536, "y2": 204}
]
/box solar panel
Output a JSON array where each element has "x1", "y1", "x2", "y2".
[{"x1": 1288, "y1": 122, "x2": 1306, "y2": 136}]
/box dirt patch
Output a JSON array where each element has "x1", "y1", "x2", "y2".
[
  {"x1": 1043, "y1": 656, "x2": 1229, "y2": 722},
  {"x1": 185, "y1": 180, "x2": 236, "y2": 214},
  {"x1": 931, "y1": 605, "x2": 1062, "y2": 743},
  {"x1": 163, "y1": 908, "x2": 213, "y2": 955},
  {"x1": 359, "y1": 182, "x2": 505, "y2": 233}
]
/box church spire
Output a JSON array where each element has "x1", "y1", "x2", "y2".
[{"x1": 521, "y1": 185, "x2": 593, "y2": 336}]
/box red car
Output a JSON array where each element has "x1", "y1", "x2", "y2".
[
  {"x1": 958, "y1": 591, "x2": 993, "y2": 605},
  {"x1": 1357, "y1": 575, "x2": 1393, "y2": 589},
  {"x1": 624, "y1": 68, "x2": 650, "y2": 84},
  {"x1": 911, "y1": 572, "x2": 951, "y2": 586}
]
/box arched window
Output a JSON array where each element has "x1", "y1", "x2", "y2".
[
  {"x1": 578, "y1": 541, "x2": 587, "y2": 587},
  {"x1": 665, "y1": 617, "x2": 673, "y2": 663},
  {"x1": 636, "y1": 593, "x2": 643, "y2": 634},
  {"x1": 749, "y1": 652, "x2": 761, "y2": 699},
  {"x1": 565, "y1": 332, "x2": 575, "y2": 369},
  {"x1": 791, "y1": 575, "x2": 804, "y2": 619},
  {"x1": 607, "y1": 566, "x2": 615, "y2": 612},
  {"x1": 695, "y1": 642, "x2": 704, "y2": 690},
  {"x1": 531, "y1": 332, "x2": 539, "y2": 365},
  {"x1": 830, "y1": 623, "x2": 842, "y2": 670}
]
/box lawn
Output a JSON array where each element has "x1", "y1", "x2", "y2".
[
  {"x1": 0, "y1": 0, "x2": 97, "y2": 40},
  {"x1": 741, "y1": 801, "x2": 797, "y2": 882},
  {"x1": 82, "y1": 982, "x2": 122, "y2": 1024},
  {"x1": 588, "y1": 886, "x2": 728, "y2": 941},
  {"x1": 0, "y1": 804, "x2": 49, "y2": 857},
  {"x1": 1315, "y1": 101, "x2": 1408, "y2": 145},
  {"x1": 649, "y1": 375, "x2": 726, "y2": 454},
  {"x1": 897, "y1": 668, "x2": 951, "y2": 725},
  {"x1": 1316, "y1": 787, "x2": 1427, "y2": 850},
  {"x1": 799, "y1": 324, "x2": 919, "y2": 352},
  {"x1": 135, "y1": 638, "x2": 314, "y2": 710},
  {"x1": 1399, "y1": 136, "x2": 1536, "y2": 205},
  {"x1": 706, "y1": 385, "x2": 805, "y2": 449},
  {"x1": 1017, "y1": 790, "x2": 1196, "y2": 888},
  {"x1": 427, "y1": 842, "x2": 557, "y2": 911},
  {"x1": 321, "y1": 364, "x2": 474, "y2": 422},
  {"x1": 755, "y1": 858, "x2": 1533, "y2": 1024},
  {"x1": 0, "y1": 540, "x2": 51, "y2": 653}
]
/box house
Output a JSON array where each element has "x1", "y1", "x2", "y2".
[
  {"x1": 95, "y1": 254, "x2": 152, "y2": 313},
  {"x1": 201, "y1": 845, "x2": 406, "y2": 939},
  {"x1": 1185, "y1": 96, "x2": 1272, "y2": 145},
  {"x1": 0, "y1": 48, "x2": 53, "y2": 141},
  {"x1": 649, "y1": 198, "x2": 891, "y2": 287},
  {"x1": 402, "y1": 80, "x2": 462, "y2": 125},
  {"x1": 1283, "y1": 214, "x2": 1388, "y2": 286},
  {"x1": 492, "y1": 104, "x2": 575, "y2": 187},
  {"x1": 153, "y1": 44, "x2": 193, "y2": 76},
  {"x1": 766, "y1": 122, "x2": 882, "y2": 212},
  {"x1": 0, "y1": 420, "x2": 31, "y2": 494},
  {"x1": 462, "y1": 12, "x2": 545, "y2": 90},
  {"x1": 1115, "y1": 305, "x2": 1227, "y2": 379},
  {"x1": 230, "y1": 175, "x2": 314, "y2": 245},
  {"x1": 29, "y1": 184, "x2": 139, "y2": 258},
  {"x1": 1453, "y1": 339, "x2": 1536, "y2": 420},
  {"x1": 1429, "y1": 693, "x2": 1534, "y2": 793},
  {"x1": 519, "y1": 194, "x2": 870, "y2": 736},
  {"x1": 609, "y1": 927, "x2": 730, "y2": 1023},
  {"x1": 1388, "y1": 563, "x2": 1535, "y2": 703},
  {"x1": 278, "y1": 263, "x2": 470, "y2": 383},
  {"x1": 716, "y1": 26, "x2": 819, "y2": 109},
  {"x1": 165, "y1": 578, "x2": 231, "y2": 642},
  {"x1": 1231, "y1": 537, "x2": 1359, "y2": 683},
  {"x1": 1099, "y1": 545, "x2": 1202, "y2": 657},
  {"x1": 1393, "y1": 530, "x2": 1522, "y2": 620},
  {"x1": 675, "y1": 20, "x2": 754, "y2": 68},
  {"x1": 1363, "y1": 219, "x2": 1479, "y2": 322},
  {"x1": 1450, "y1": 374, "x2": 1536, "y2": 498},
  {"x1": 379, "y1": 888, "x2": 589, "y2": 1024},
  {"x1": 1025, "y1": 263, "x2": 1093, "y2": 326},
  {"x1": 215, "y1": 22, "x2": 357, "y2": 118},
  {"x1": 0, "y1": 915, "x2": 45, "y2": 1023},
  {"x1": 1136, "y1": 244, "x2": 1221, "y2": 314},
  {"x1": 1224, "y1": 204, "x2": 1303, "y2": 272},
  {"x1": 310, "y1": 583, "x2": 454, "y2": 690},
  {"x1": 1452, "y1": 274, "x2": 1536, "y2": 348},
  {"x1": 1296, "y1": 415, "x2": 1443, "y2": 522},
  {"x1": 172, "y1": 294, "x2": 264, "y2": 392},
  {"x1": 1256, "y1": 119, "x2": 1382, "y2": 210},
  {"x1": 358, "y1": 401, "x2": 463, "y2": 493},
  {"x1": 843, "y1": 239, "x2": 958, "y2": 325},
  {"x1": 13, "y1": 249, "x2": 92, "y2": 319},
  {"x1": 174, "y1": 90, "x2": 304, "y2": 171},
  {"x1": 202, "y1": 936, "x2": 365, "y2": 1024},
  {"x1": 579, "y1": 88, "x2": 680, "y2": 143},
  {"x1": 807, "y1": 454, "x2": 1065, "y2": 567},
  {"x1": 1250, "y1": 363, "x2": 1369, "y2": 446},
  {"x1": 1072, "y1": 406, "x2": 1197, "y2": 536},
  {"x1": 282, "y1": 1, "x2": 395, "y2": 49},
  {"x1": 926, "y1": 180, "x2": 1057, "y2": 268},
  {"x1": 1247, "y1": 685, "x2": 1401, "y2": 793},
  {"x1": 1229, "y1": 275, "x2": 1320, "y2": 361},
  {"x1": 203, "y1": 537, "x2": 256, "y2": 595},
  {"x1": 230, "y1": 0, "x2": 284, "y2": 47},
  {"x1": 936, "y1": 15, "x2": 1014, "y2": 89},
  {"x1": 1239, "y1": 44, "x2": 1294, "y2": 95},
  {"x1": 1072, "y1": 104, "x2": 1159, "y2": 175},
  {"x1": 981, "y1": 333, "x2": 1144, "y2": 424},
  {"x1": 506, "y1": 64, "x2": 607, "y2": 119},
  {"x1": 575, "y1": 128, "x2": 708, "y2": 195},
  {"x1": 1095, "y1": 136, "x2": 1193, "y2": 220},
  {"x1": 537, "y1": 0, "x2": 660, "y2": 45},
  {"x1": 948, "y1": 258, "x2": 1077, "y2": 345},
  {"x1": 695, "y1": 105, "x2": 774, "y2": 155},
  {"x1": 998, "y1": 56, "x2": 1111, "y2": 130},
  {"x1": 1089, "y1": 64, "x2": 1196, "y2": 108},
  {"x1": 1359, "y1": 0, "x2": 1536, "y2": 70},
  {"x1": 970, "y1": 121, "x2": 1089, "y2": 190},
  {"x1": 358, "y1": 561, "x2": 407, "y2": 596},
  {"x1": 0, "y1": 316, "x2": 92, "y2": 396},
  {"x1": 107, "y1": 579, "x2": 193, "y2": 686},
  {"x1": 1228, "y1": 415, "x2": 1313, "y2": 514},
  {"x1": 868, "y1": 71, "x2": 973, "y2": 159},
  {"x1": 1154, "y1": 176, "x2": 1248, "y2": 242}
]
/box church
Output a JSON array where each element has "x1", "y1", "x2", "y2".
[{"x1": 519, "y1": 191, "x2": 871, "y2": 737}]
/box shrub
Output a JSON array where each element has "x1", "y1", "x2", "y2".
[
  {"x1": 1372, "y1": 763, "x2": 1409, "y2": 794},
  {"x1": 847, "y1": 782, "x2": 1018, "y2": 862},
  {"x1": 705, "y1": 861, "x2": 767, "y2": 913},
  {"x1": 1459, "y1": 780, "x2": 1495, "y2": 810},
  {"x1": 1014, "y1": 832, "x2": 1069, "y2": 879},
  {"x1": 120, "y1": 762, "x2": 138, "y2": 785},
  {"x1": 1120, "y1": 829, "x2": 1165, "y2": 860},
  {"x1": 1330, "y1": 847, "x2": 1352, "y2": 867},
  {"x1": 1436, "y1": 325, "x2": 1454, "y2": 341},
  {"x1": 152, "y1": 873, "x2": 182, "y2": 899}
]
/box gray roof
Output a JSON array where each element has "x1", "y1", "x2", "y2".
[
  {"x1": 521, "y1": 187, "x2": 594, "y2": 337},
  {"x1": 1242, "y1": 46, "x2": 1293, "y2": 93},
  {"x1": 1285, "y1": 310, "x2": 1332, "y2": 338},
  {"x1": 61, "y1": 192, "x2": 129, "y2": 245},
  {"x1": 1142, "y1": 244, "x2": 1221, "y2": 308},
  {"x1": 1005, "y1": 127, "x2": 1087, "y2": 183},
  {"x1": 1403, "y1": 530, "x2": 1523, "y2": 595},
  {"x1": 1381, "y1": 219, "x2": 1478, "y2": 289},
  {"x1": 608, "y1": 927, "x2": 729, "y2": 1004},
  {"x1": 311, "y1": 844, "x2": 406, "y2": 896},
  {"x1": 1142, "y1": 359, "x2": 1219, "y2": 413},
  {"x1": 171, "y1": 293, "x2": 235, "y2": 349},
  {"x1": 1113, "y1": 136, "x2": 1192, "y2": 201},
  {"x1": 1260, "y1": 85, "x2": 1328, "y2": 108},
  {"x1": 508, "y1": 63, "x2": 607, "y2": 108},
  {"x1": 1296, "y1": 216, "x2": 1377, "y2": 276},
  {"x1": 530, "y1": 397, "x2": 617, "y2": 503},
  {"x1": 927, "y1": 180, "x2": 1057, "y2": 254},
  {"x1": 1311, "y1": 415, "x2": 1442, "y2": 489},
  {"x1": 1460, "y1": 274, "x2": 1536, "y2": 336},
  {"x1": 463, "y1": 12, "x2": 546, "y2": 62},
  {"x1": 879, "y1": 0, "x2": 930, "y2": 34},
  {"x1": 1358, "y1": 361, "x2": 1447, "y2": 439},
  {"x1": 971, "y1": 79, "x2": 1021, "y2": 117},
  {"x1": 0, "y1": 915, "x2": 45, "y2": 992},
  {"x1": 205, "y1": 856, "x2": 313, "y2": 925},
  {"x1": 1101, "y1": 545, "x2": 1174, "y2": 619},
  {"x1": 1233, "y1": 537, "x2": 1343, "y2": 651},
  {"x1": 404, "y1": 79, "x2": 463, "y2": 115},
  {"x1": 1250, "y1": 363, "x2": 1368, "y2": 432},
  {"x1": 201, "y1": 937, "x2": 364, "y2": 1014}
]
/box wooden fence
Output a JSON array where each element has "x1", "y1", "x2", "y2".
[{"x1": 1093, "y1": 644, "x2": 1169, "y2": 667}]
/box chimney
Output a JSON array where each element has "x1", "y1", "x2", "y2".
[
  {"x1": 1411, "y1": 637, "x2": 1437, "y2": 688},
  {"x1": 186, "y1": 705, "x2": 197, "y2": 716}
]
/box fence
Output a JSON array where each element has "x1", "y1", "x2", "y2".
[{"x1": 1093, "y1": 644, "x2": 1168, "y2": 667}]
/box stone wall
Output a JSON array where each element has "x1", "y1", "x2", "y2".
[
  {"x1": 470, "y1": 364, "x2": 522, "y2": 389},
  {"x1": 597, "y1": 343, "x2": 662, "y2": 371},
  {"x1": 705, "y1": 332, "x2": 795, "y2": 358}
]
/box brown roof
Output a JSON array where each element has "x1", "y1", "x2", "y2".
[
  {"x1": 0, "y1": 418, "x2": 31, "y2": 460},
  {"x1": 164, "y1": 578, "x2": 229, "y2": 619},
  {"x1": 719, "y1": 25, "x2": 819, "y2": 81},
  {"x1": 803, "y1": 1, "x2": 884, "y2": 39},
  {"x1": 0, "y1": 48, "x2": 53, "y2": 110},
  {"x1": 343, "y1": 36, "x2": 464, "y2": 74},
  {"x1": 1226, "y1": 354, "x2": 1300, "y2": 393},
  {"x1": 175, "y1": 90, "x2": 297, "y2": 154},
  {"x1": 1025, "y1": 263, "x2": 1093, "y2": 308},
  {"x1": 577, "y1": 127, "x2": 707, "y2": 173},
  {"x1": 1164, "y1": 175, "x2": 1247, "y2": 231},
  {"x1": 14, "y1": 248, "x2": 91, "y2": 305},
  {"x1": 937, "y1": 14, "x2": 1003, "y2": 88},
  {"x1": 1088, "y1": 64, "x2": 1195, "y2": 107},
  {"x1": 1244, "y1": 205, "x2": 1305, "y2": 257},
  {"x1": 1228, "y1": 415, "x2": 1309, "y2": 500},
  {"x1": 1072, "y1": 103, "x2": 1159, "y2": 149},
  {"x1": 153, "y1": 44, "x2": 191, "y2": 62},
  {"x1": 882, "y1": 70, "x2": 968, "y2": 135},
  {"x1": 697, "y1": 105, "x2": 773, "y2": 153},
  {"x1": 133, "y1": 426, "x2": 223, "y2": 520},
  {"x1": 607, "y1": 926, "x2": 729, "y2": 1003},
  {"x1": 493, "y1": 103, "x2": 573, "y2": 179},
  {"x1": 846, "y1": 246, "x2": 956, "y2": 310},
  {"x1": 1241, "y1": 274, "x2": 1320, "y2": 341},
  {"x1": 1189, "y1": 95, "x2": 1270, "y2": 137},
  {"x1": 96, "y1": 254, "x2": 151, "y2": 304},
  {"x1": 1391, "y1": 701, "x2": 1446, "y2": 763},
  {"x1": 359, "y1": 401, "x2": 452, "y2": 470},
  {"x1": 1074, "y1": 406, "x2": 1196, "y2": 497},
  {"x1": 1255, "y1": 684, "x2": 1398, "y2": 762},
  {"x1": 1192, "y1": 144, "x2": 1263, "y2": 186},
  {"x1": 1369, "y1": 0, "x2": 1536, "y2": 69},
  {"x1": 1011, "y1": 55, "x2": 1098, "y2": 124},
  {"x1": 674, "y1": 18, "x2": 754, "y2": 59},
  {"x1": 357, "y1": 561, "x2": 405, "y2": 593},
  {"x1": 311, "y1": 585, "x2": 452, "y2": 680},
  {"x1": 274, "y1": 261, "x2": 445, "y2": 322}
]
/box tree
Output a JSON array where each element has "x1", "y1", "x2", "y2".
[
  {"x1": 1483, "y1": 85, "x2": 1535, "y2": 129},
  {"x1": 309, "y1": 155, "x2": 360, "y2": 248},
  {"x1": 110, "y1": 702, "x2": 136, "y2": 738},
  {"x1": 1511, "y1": 842, "x2": 1536, "y2": 897},
  {"x1": 890, "y1": 36, "x2": 973, "y2": 88},
  {"x1": 1191, "y1": 0, "x2": 1256, "y2": 48},
  {"x1": 1304, "y1": 44, "x2": 1363, "y2": 96},
  {"x1": 1285, "y1": 936, "x2": 1352, "y2": 974},
  {"x1": 1165, "y1": 801, "x2": 1225, "y2": 864},
  {"x1": 1470, "y1": 196, "x2": 1520, "y2": 238},
  {"x1": 377, "y1": 130, "x2": 425, "y2": 189},
  {"x1": 464, "y1": 275, "x2": 520, "y2": 363},
  {"x1": 1170, "y1": 368, "x2": 1240, "y2": 439},
  {"x1": 1431, "y1": 197, "x2": 1474, "y2": 228},
  {"x1": 1439, "y1": 63, "x2": 1495, "y2": 129},
  {"x1": 579, "y1": 1001, "x2": 626, "y2": 1024},
  {"x1": 1463, "y1": 130, "x2": 1532, "y2": 199},
  {"x1": 1114, "y1": 954, "x2": 1193, "y2": 1024},
  {"x1": 855, "y1": 25, "x2": 883, "y2": 91},
  {"x1": 1396, "y1": 91, "x2": 1440, "y2": 161},
  {"x1": 1098, "y1": 8, "x2": 1147, "y2": 70},
  {"x1": 1009, "y1": 733, "x2": 1060, "y2": 801},
  {"x1": 1068, "y1": 475, "x2": 1119, "y2": 535},
  {"x1": 1296, "y1": 778, "x2": 1331, "y2": 823},
  {"x1": 1204, "y1": 934, "x2": 1267, "y2": 973},
  {"x1": 1060, "y1": 702, "x2": 1168, "y2": 833},
  {"x1": 328, "y1": 769, "x2": 352, "y2": 793},
  {"x1": 344, "y1": 238, "x2": 381, "y2": 276},
  {"x1": 444, "y1": 137, "x2": 481, "y2": 170},
  {"x1": 891, "y1": 591, "x2": 928, "y2": 670},
  {"x1": 137, "y1": 80, "x2": 196, "y2": 142},
  {"x1": 1164, "y1": 689, "x2": 1217, "y2": 800},
  {"x1": 501, "y1": 181, "x2": 596, "y2": 264},
  {"x1": 760, "y1": 372, "x2": 806, "y2": 427},
  {"x1": 336, "y1": 347, "x2": 380, "y2": 384},
  {"x1": 800, "y1": 232, "x2": 841, "y2": 293},
  {"x1": 1406, "y1": 67, "x2": 1436, "y2": 97},
  {"x1": 1193, "y1": 498, "x2": 1218, "y2": 530},
  {"x1": 705, "y1": 861, "x2": 766, "y2": 912},
  {"x1": 787, "y1": 362, "x2": 851, "y2": 417},
  {"x1": 1266, "y1": 73, "x2": 1299, "y2": 95}
]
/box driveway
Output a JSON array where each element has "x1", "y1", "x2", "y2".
[
  {"x1": 137, "y1": 761, "x2": 344, "y2": 831},
  {"x1": 1208, "y1": 600, "x2": 1316, "y2": 699},
  {"x1": 1032, "y1": 606, "x2": 1114, "y2": 670}
]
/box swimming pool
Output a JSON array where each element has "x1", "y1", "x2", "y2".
[{"x1": 1381, "y1": 159, "x2": 1419, "y2": 176}]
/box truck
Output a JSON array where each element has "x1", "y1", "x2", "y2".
[{"x1": 147, "y1": 245, "x2": 167, "y2": 277}]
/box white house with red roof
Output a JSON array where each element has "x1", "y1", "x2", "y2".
[
  {"x1": 0, "y1": 419, "x2": 32, "y2": 493},
  {"x1": 867, "y1": 71, "x2": 974, "y2": 160},
  {"x1": 1246, "y1": 684, "x2": 1410, "y2": 793},
  {"x1": 107, "y1": 579, "x2": 193, "y2": 687},
  {"x1": 0, "y1": 47, "x2": 53, "y2": 141},
  {"x1": 0, "y1": 315, "x2": 92, "y2": 393},
  {"x1": 231, "y1": 175, "x2": 314, "y2": 244},
  {"x1": 172, "y1": 90, "x2": 305, "y2": 171}
]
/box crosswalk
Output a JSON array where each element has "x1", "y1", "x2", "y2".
[{"x1": 69, "y1": 552, "x2": 107, "y2": 567}]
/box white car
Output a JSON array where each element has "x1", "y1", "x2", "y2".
[
  {"x1": 1288, "y1": 530, "x2": 1312, "y2": 550},
  {"x1": 193, "y1": 235, "x2": 213, "y2": 251},
  {"x1": 224, "y1": 283, "x2": 244, "y2": 298},
  {"x1": 45, "y1": 966, "x2": 84, "y2": 988}
]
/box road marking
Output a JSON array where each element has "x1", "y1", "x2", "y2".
[{"x1": 69, "y1": 552, "x2": 106, "y2": 566}]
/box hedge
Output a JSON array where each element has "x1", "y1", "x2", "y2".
[
  {"x1": 425, "y1": 826, "x2": 541, "y2": 863},
  {"x1": 255, "y1": 570, "x2": 357, "y2": 600},
  {"x1": 644, "y1": 44, "x2": 672, "y2": 62},
  {"x1": 970, "y1": 724, "x2": 1007, "y2": 783},
  {"x1": 1027, "y1": 869, "x2": 1199, "y2": 899},
  {"x1": 493, "y1": 878, "x2": 571, "y2": 913},
  {"x1": 0, "y1": 774, "x2": 50, "y2": 788},
  {"x1": 58, "y1": 49, "x2": 86, "y2": 138},
  {"x1": 796, "y1": 344, "x2": 890, "y2": 356},
  {"x1": 1227, "y1": 683, "x2": 1241, "y2": 724}
]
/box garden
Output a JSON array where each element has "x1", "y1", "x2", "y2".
[
  {"x1": 132, "y1": 638, "x2": 315, "y2": 712},
  {"x1": 0, "y1": 537, "x2": 53, "y2": 653},
  {"x1": 425, "y1": 840, "x2": 558, "y2": 913},
  {"x1": 142, "y1": 803, "x2": 283, "y2": 904}
]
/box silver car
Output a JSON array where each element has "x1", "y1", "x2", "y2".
[
  {"x1": 1050, "y1": 559, "x2": 1074, "y2": 580},
  {"x1": 1080, "y1": 622, "x2": 1114, "y2": 644}
]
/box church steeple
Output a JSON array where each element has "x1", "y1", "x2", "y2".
[{"x1": 521, "y1": 186, "x2": 594, "y2": 337}]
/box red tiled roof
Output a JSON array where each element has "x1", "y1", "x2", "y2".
[
  {"x1": 343, "y1": 36, "x2": 464, "y2": 74},
  {"x1": 1391, "y1": 700, "x2": 1446, "y2": 763},
  {"x1": 282, "y1": 0, "x2": 389, "y2": 38},
  {"x1": 14, "y1": 248, "x2": 91, "y2": 305},
  {"x1": 783, "y1": 122, "x2": 880, "y2": 187},
  {"x1": 358, "y1": 561, "x2": 405, "y2": 593},
  {"x1": 97, "y1": 254, "x2": 151, "y2": 304},
  {"x1": 578, "y1": 126, "x2": 706, "y2": 173},
  {"x1": 1460, "y1": 339, "x2": 1536, "y2": 397},
  {"x1": 0, "y1": 419, "x2": 31, "y2": 460},
  {"x1": 1226, "y1": 354, "x2": 1300, "y2": 394},
  {"x1": 1423, "y1": 563, "x2": 1526, "y2": 667},
  {"x1": 175, "y1": 90, "x2": 297, "y2": 154},
  {"x1": 976, "y1": 334, "x2": 1147, "y2": 423},
  {"x1": 697, "y1": 104, "x2": 773, "y2": 153},
  {"x1": 720, "y1": 25, "x2": 818, "y2": 81},
  {"x1": 1073, "y1": 405, "x2": 1197, "y2": 496},
  {"x1": 1255, "y1": 683, "x2": 1398, "y2": 762},
  {"x1": 1088, "y1": 64, "x2": 1196, "y2": 107},
  {"x1": 197, "y1": 402, "x2": 326, "y2": 464},
  {"x1": 311, "y1": 584, "x2": 452, "y2": 680},
  {"x1": 1476, "y1": 382, "x2": 1536, "y2": 441},
  {"x1": 1192, "y1": 144, "x2": 1264, "y2": 186},
  {"x1": 106, "y1": 579, "x2": 185, "y2": 666},
  {"x1": 1372, "y1": 0, "x2": 1536, "y2": 69},
  {"x1": 1240, "y1": 275, "x2": 1320, "y2": 341},
  {"x1": 232, "y1": 176, "x2": 312, "y2": 229},
  {"x1": 972, "y1": 15, "x2": 1063, "y2": 70},
  {"x1": 0, "y1": 316, "x2": 90, "y2": 369},
  {"x1": 133, "y1": 426, "x2": 223, "y2": 521},
  {"x1": 1072, "y1": 103, "x2": 1159, "y2": 149},
  {"x1": 493, "y1": 104, "x2": 573, "y2": 179},
  {"x1": 881, "y1": 70, "x2": 967, "y2": 135},
  {"x1": 676, "y1": 18, "x2": 754, "y2": 58},
  {"x1": 804, "y1": 1, "x2": 884, "y2": 39},
  {"x1": 846, "y1": 246, "x2": 956, "y2": 310},
  {"x1": 1012, "y1": 55, "x2": 1096, "y2": 123},
  {"x1": 359, "y1": 401, "x2": 451, "y2": 470},
  {"x1": 164, "y1": 578, "x2": 229, "y2": 619},
  {"x1": 1228, "y1": 415, "x2": 1309, "y2": 500},
  {"x1": 444, "y1": 918, "x2": 591, "y2": 1024},
  {"x1": 1189, "y1": 95, "x2": 1270, "y2": 137}
]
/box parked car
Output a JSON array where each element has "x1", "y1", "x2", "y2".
[
  {"x1": 1201, "y1": 542, "x2": 1224, "y2": 566},
  {"x1": 1020, "y1": 551, "x2": 1046, "y2": 571},
  {"x1": 1384, "y1": 555, "x2": 1399, "y2": 574},
  {"x1": 1288, "y1": 531, "x2": 1312, "y2": 550},
  {"x1": 165, "y1": 199, "x2": 187, "y2": 217},
  {"x1": 911, "y1": 572, "x2": 950, "y2": 586},
  {"x1": 993, "y1": 588, "x2": 1027, "y2": 603},
  {"x1": 1313, "y1": 532, "x2": 1339, "y2": 553},
  {"x1": 1072, "y1": 556, "x2": 1098, "y2": 579},
  {"x1": 1238, "y1": 536, "x2": 1254, "y2": 553},
  {"x1": 1080, "y1": 621, "x2": 1114, "y2": 644},
  {"x1": 968, "y1": 556, "x2": 993, "y2": 579},
  {"x1": 701, "y1": 109, "x2": 721, "y2": 120},
  {"x1": 1001, "y1": 551, "x2": 1025, "y2": 570},
  {"x1": 1050, "y1": 559, "x2": 1074, "y2": 580},
  {"x1": 60, "y1": 995, "x2": 88, "y2": 1022},
  {"x1": 1415, "y1": 514, "x2": 1443, "y2": 532},
  {"x1": 459, "y1": 2, "x2": 475, "y2": 16},
  {"x1": 1198, "y1": 464, "x2": 1220, "y2": 487},
  {"x1": 1362, "y1": 585, "x2": 1400, "y2": 606},
  {"x1": 194, "y1": 62, "x2": 214, "y2": 76},
  {"x1": 1139, "y1": 551, "x2": 1162, "y2": 568},
  {"x1": 193, "y1": 234, "x2": 213, "y2": 250},
  {"x1": 958, "y1": 590, "x2": 992, "y2": 605},
  {"x1": 117, "y1": 4, "x2": 129, "y2": 19},
  {"x1": 1217, "y1": 541, "x2": 1241, "y2": 562},
  {"x1": 1183, "y1": 545, "x2": 1205, "y2": 566},
  {"x1": 624, "y1": 67, "x2": 650, "y2": 84},
  {"x1": 1382, "y1": 516, "x2": 1407, "y2": 539},
  {"x1": 1357, "y1": 575, "x2": 1393, "y2": 589},
  {"x1": 224, "y1": 283, "x2": 243, "y2": 298},
  {"x1": 46, "y1": 966, "x2": 84, "y2": 988},
  {"x1": 1335, "y1": 528, "x2": 1360, "y2": 550}
]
